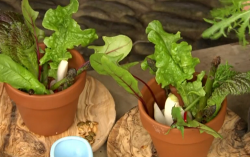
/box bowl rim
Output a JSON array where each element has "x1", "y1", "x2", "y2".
[{"x1": 50, "y1": 136, "x2": 93, "y2": 157}]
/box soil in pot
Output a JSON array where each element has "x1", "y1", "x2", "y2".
[
  {"x1": 138, "y1": 78, "x2": 227, "y2": 157},
  {"x1": 4, "y1": 44, "x2": 86, "y2": 136}
]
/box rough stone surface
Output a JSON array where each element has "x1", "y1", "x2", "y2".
[{"x1": 0, "y1": 0, "x2": 237, "y2": 63}]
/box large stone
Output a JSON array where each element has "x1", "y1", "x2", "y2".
[
  {"x1": 152, "y1": 2, "x2": 211, "y2": 21},
  {"x1": 76, "y1": 16, "x2": 135, "y2": 31},
  {"x1": 133, "y1": 42, "x2": 154, "y2": 56},
  {"x1": 0, "y1": 2, "x2": 15, "y2": 11},
  {"x1": 141, "y1": 12, "x2": 210, "y2": 40},
  {"x1": 73, "y1": 6, "x2": 110, "y2": 21},
  {"x1": 80, "y1": 1, "x2": 135, "y2": 18}
]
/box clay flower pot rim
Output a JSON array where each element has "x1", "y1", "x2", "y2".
[
  {"x1": 138, "y1": 77, "x2": 227, "y2": 132},
  {"x1": 4, "y1": 50, "x2": 85, "y2": 99}
]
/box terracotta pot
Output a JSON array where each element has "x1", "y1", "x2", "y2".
[
  {"x1": 138, "y1": 78, "x2": 227, "y2": 157},
  {"x1": 4, "y1": 44, "x2": 86, "y2": 136}
]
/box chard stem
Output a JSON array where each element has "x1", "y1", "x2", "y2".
[
  {"x1": 50, "y1": 78, "x2": 67, "y2": 91},
  {"x1": 41, "y1": 62, "x2": 48, "y2": 88},
  {"x1": 132, "y1": 74, "x2": 160, "y2": 105}
]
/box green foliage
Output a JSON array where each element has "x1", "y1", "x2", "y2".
[
  {"x1": 141, "y1": 20, "x2": 200, "y2": 88},
  {"x1": 0, "y1": 11, "x2": 38, "y2": 78},
  {"x1": 40, "y1": 0, "x2": 98, "y2": 77},
  {"x1": 177, "y1": 71, "x2": 206, "y2": 107},
  {"x1": 207, "y1": 72, "x2": 250, "y2": 119},
  {"x1": 213, "y1": 62, "x2": 238, "y2": 89},
  {"x1": 88, "y1": 35, "x2": 133, "y2": 62},
  {"x1": 22, "y1": 0, "x2": 45, "y2": 41},
  {"x1": 202, "y1": 0, "x2": 250, "y2": 45},
  {"x1": 168, "y1": 106, "x2": 222, "y2": 138},
  {"x1": 89, "y1": 35, "x2": 140, "y2": 97},
  {"x1": 0, "y1": 54, "x2": 49, "y2": 94}
]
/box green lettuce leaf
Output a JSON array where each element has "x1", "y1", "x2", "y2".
[
  {"x1": 177, "y1": 71, "x2": 206, "y2": 107},
  {"x1": 169, "y1": 106, "x2": 222, "y2": 138},
  {"x1": 88, "y1": 35, "x2": 132, "y2": 62},
  {"x1": 40, "y1": 0, "x2": 98, "y2": 76},
  {"x1": 0, "y1": 11, "x2": 38, "y2": 78},
  {"x1": 0, "y1": 54, "x2": 49, "y2": 94},
  {"x1": 142, "y1": 20, "x2": 200, "y2": 88}
]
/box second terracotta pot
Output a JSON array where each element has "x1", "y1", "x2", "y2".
[
  {"x1": 138, "y1": 78, "x2": 227, "y2": 157},
  {"x1": 5, "y1": 46, "x2": 86, "y2": 136}
]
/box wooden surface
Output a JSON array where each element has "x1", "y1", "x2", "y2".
[
  {"x1": 107, "y1": 107, "x2": 250, "y2": 157},
  {"x1": 0, "y1": 76, "x2": 116, "y2": 157}
]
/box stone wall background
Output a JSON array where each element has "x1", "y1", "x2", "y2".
[{"x1": 0, "y1": 0, "x2": 238, "y2": 63}]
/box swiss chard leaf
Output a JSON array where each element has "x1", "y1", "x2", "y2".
[
  {"x1": 0, "y1": 11, "x2": 38, "y2": 78},
  {"x1": 207, "y1": 72, "x2": 250, "y2": 120},
  {"x1": 202, "y1": 0, "x2": 250, "y2": 45},
  {"x1": 40, "y1": 0, "x2": 98, "y2": 77},
  {"x1": 0, "y1": 54, "x2": 49, "y2": 94},
  {"x1": 169, "y1": 106, "x2": 222, "y2": 138},
  {"x1": 22, "y1": 0, "x2": 45, "y2": 41},
  {"x1": 90, "y1": 53, "x2": 141, "y2": 96},
  {"x1": 88, "y1": 35, "x2": 132, "y2": 62},
  {"x1": 121, "y1": 62, "x2": 139, "y2": 70},
  {"x1": 177, "y1": 71, "x2": 206, "y2": 107},
  {"x1": 142, "y1": 20, "x2": 200, "y2": 88}
]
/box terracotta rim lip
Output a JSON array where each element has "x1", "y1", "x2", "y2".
[
  {"x1": 4, "y1": 50, "x2": 86, "y2": 100},
  {"x1": 138, "y1": 77, "x2": 227, "y2": 132}
]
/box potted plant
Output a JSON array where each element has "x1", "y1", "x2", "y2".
[
  {"x1": 90, "y1": 19, "x2": 250, "y2": 157},
  {"x1": 0, "y1": 0, "x2": 133, "y2": 136}
]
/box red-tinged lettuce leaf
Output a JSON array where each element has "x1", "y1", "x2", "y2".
[
  {"x1": 22, "y1": 0, "x2": 44, "y2": 41},
  {"x1": 168, "y1": 106, "x2": 222, "y2": 138},
  {"x1": 0, "y1": 54, "x2": 49, "y2": 95},
  {"x1": 40, "y1": 0, "x2": 98, "y2": 69},
  {"x1": 0, "y1": 11, "x2": 38, "y2": 78},
  {"x1": 90, "y1": 53, "x2": 141, "y2": 96},
  {"x1": 141, "y1": 20, "x2": 200, "y2": 88},
  {"x1": 207, "y1": 72, "x2": 250, "y2": 121},
  {"x1": 88, "y1": 35, "x2": 132, "y2": 62}
]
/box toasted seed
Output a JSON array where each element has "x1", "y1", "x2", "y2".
[
  {"x1": 77, "y1": 121, "x2": 86, "y2": 126},
  {"x1": 89, "y1": 131, "x2": 96, "y2": 136},
  {"x1": 85, "y1": 135, "x2": 93, "y2": 141}
]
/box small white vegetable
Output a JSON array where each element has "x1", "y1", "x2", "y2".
[
  {"x1": 154, "y1": 102, "x2": 167, "y2": 125},
  {"x1": 164, "y1": 93, "x2": 184, "y2": 126},
  {"x1": 57, "y1": 60, "x2": 68, "y2": 82},
  {"x1": 50, "y1": 80, "x2": 57, "y2": 88}
]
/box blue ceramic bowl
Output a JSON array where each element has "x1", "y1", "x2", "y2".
[{"x1": 50, "y1": 136, "x2": 93, "y2": 157}]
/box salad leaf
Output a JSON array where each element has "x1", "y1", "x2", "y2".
[
  {"x1": 142, "y1": 20, "x2": 200, "y2": 88},
  {"x1": 40, "y1": 0, "x2": 98, "y2": 77},
  {"x1": 21, "y1": 0, "x2": 45, "y2": 41},
  {"x1": 0, "y1": 11, "x2": 38, "y2": 78},
  {"x1": 207, "y1": 72, "x2": 250, "y2": 120},
  {"x1": 213, "y1": 62, "x2": 238, "y2": 89},
  {"x1": 169, "y1": 106, "x2": 222, "y2": 138},
  {"x1": 0, "y1": 54, "x2": 49, "y2": 94},
  {"x1": 177, "y1": 71, "x2": 206, "y2": 107},
  {"x1": 202, "y1": 0, "x2": 250, "y2": 45},
  {"x1": 121, "y1": 62, "x2": 139, "y2": 70},
  {"x1": 88, "y1": 35, "x2": 132, "y2": 62},
  {"x1": 90, "y1": 53, "x2": 141, "y2": 96}
]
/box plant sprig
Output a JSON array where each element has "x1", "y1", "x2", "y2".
[{"x1": 202, "y1": 0, "x2": 250, "y2": 45}]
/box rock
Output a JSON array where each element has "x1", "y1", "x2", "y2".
[
  {"x1": 80, "y1": 1, "x2": 135, "y2": 18},
  {"x1": 0, "y1": 2, "x2": 15, "y2": 11},
  {"x1": 76, "y1": 16, "x2": 135, "y2": 31},
  {"x1": 120, "y1": 15, "x2": 144, "y2": 29},
  {"x1": 73, "y1": 6, "x2": 110, "y2": 21},
  {"x1": 141, "y1": 12, "x2": 210, "y2": 40},
  {"x1": 133, "y1": 42, "x2": 154, "y2": 56},
  {"x1": 156, "y1": 0, "x2": 221, "y2": 8},
  {"x1": 29, "y1": 1, "x2": 57, "y2": 11},
  {"x1": 128, "y1": 53, "x2": 147, "y2": 62},
  {"x1": 105, "y1": 0, "x2": 149, "y2": 12},
  {"x1": 152, "y1": 2, "x2": 211, "y2": 21}
]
